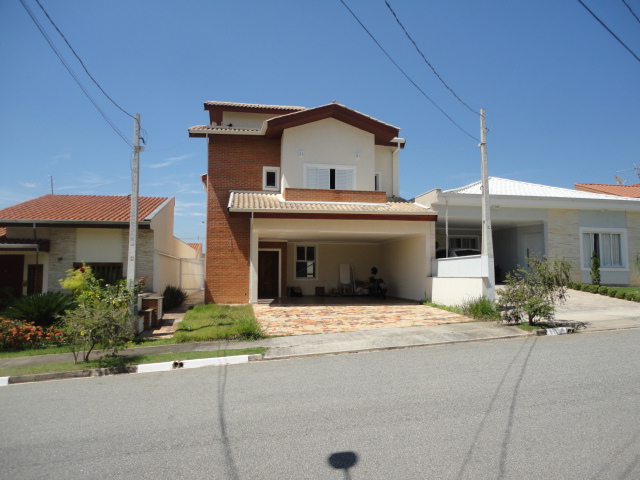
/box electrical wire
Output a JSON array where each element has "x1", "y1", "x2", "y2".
[
  {"x1": 338, "y1": 0, "x2": 479, "y2": 142},
  {"x1": 384, "y1": 0, "x2": 479, "y2": 116},
  {"x1": 575, "y1": 0, "x2": 640, "y2": 63},
  {"x1": 34, "y1": 0, "x2": 134, "y2": 119},
  {"x1": 19, "y1": 0, "x2": 133, "y2": 147},
  {"x1": 620, "y1": 0, "x2": 640, "y2": 25}
]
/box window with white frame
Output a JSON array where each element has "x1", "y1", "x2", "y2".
[
  {"x1": 305, "y1": 165, "x2": 355, "y2": 190},
  {"x1": 263, "y1": 167, "x2": 280, "y2": 191},
  {"x1": 582, "y1": 231, "x2": 624, "y2": 268},
  {"x1": 449, "y1": 236, "x2": 479, "y2": 249},
  {"x1": 295, "y1": 245, "x2": 317, "y2": 279}
]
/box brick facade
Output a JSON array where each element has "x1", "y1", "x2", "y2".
[
  {"x1": 47, "y1": 228, "x2": 77, "y2": 292},
  {"x1": 206, "y1": 136, "x2": 281, "y2": 303},
  {"x1": 283, "y1": 188, "x2": 387, "y2": 203}
]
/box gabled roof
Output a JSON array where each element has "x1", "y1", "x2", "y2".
[
  {"x1": 190, "y1": 101, "x2": 404, "y2": 147},
  {"x1": 264, "y1": 102, "x2": 401, "y2": 147},
  {"x1": 0, "y1": 194, "x2": 171, "y2": 225},
  {"x1": 445, "y1": 177, "x2": 639, "y2": 201},
  {"x1": 574, "y1": 183, "x2": 640, "y2": 198}
]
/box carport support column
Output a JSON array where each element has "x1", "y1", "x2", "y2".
[
  {"x1": 249, "y1": 217, "x2": 259, "y2": 304},
  {"x1": 479, "y1": 108, "x2": 496, "y2": 301}
]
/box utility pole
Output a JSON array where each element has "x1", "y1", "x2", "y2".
[
  {"x1": 126, "y1": 114, "x2": 142, "y2": 292},
  {"x1": 479, "y1": 108, "x2": 495, "y2": 301}
]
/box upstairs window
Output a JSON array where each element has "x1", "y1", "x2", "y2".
[
  {"x1": 305, "y1": 165, "x2": 355, "y2": 190},
  {"x1": 263, "y1": 167, "x2": 280, "y2": 191}
]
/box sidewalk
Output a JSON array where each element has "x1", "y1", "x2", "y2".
[{"x1": 1, "y1": 289, "x2": 638, "y2": 384}]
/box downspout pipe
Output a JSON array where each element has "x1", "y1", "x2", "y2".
[{"x1": 390, "y1": 137, "x2": 405, "y2": 197}]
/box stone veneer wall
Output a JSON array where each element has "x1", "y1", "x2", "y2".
[
  {"x1": 47, "y1": 228, "x2": 77, "y2": 292},
  {"x1": 627, "y1": 211, "x2": 640, "y2": 286},
  {"x1": 547, "y1": 209, "x2": 581, "y2": 282},
  {"x1": 121, "y1": 229, "x2": 154, "y2": 289}
]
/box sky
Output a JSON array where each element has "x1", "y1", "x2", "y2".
[{"x1": 1, "y1": 0, "x2": 639, "y2": 245}]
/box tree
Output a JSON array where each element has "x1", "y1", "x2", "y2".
[
  {"x1": 59, "y1": 267, "x2": 134, "y2": 363},
  {"x1": 590, "y1": 250, "x2": 601, "y2": 286},
  {"x1": 497, "y1": 254, "x2": 571, "y2": 326}
]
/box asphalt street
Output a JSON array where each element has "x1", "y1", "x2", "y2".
[{"x1": 1, "y1": 329, "x2": 639, "y2": 479}]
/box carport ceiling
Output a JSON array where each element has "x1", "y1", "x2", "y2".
[{"x1": 257, "y1": 227, "x2": 419, "y2": 243}]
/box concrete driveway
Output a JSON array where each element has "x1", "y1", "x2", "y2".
[{"x1": 555, "y1": 289, "x2": 640, "y2": 331}]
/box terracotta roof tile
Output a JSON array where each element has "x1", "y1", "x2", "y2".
[
  {"x1": 574, "y1": 183, "x2": 640, "y2": 198},
  {"x1": 0, "y1": 227, "x2": 5, "y2": 238},
  {"x1": 229, "y1": 192, "x2": 434, "y2": 215},
  {"x1": 204, "y1": 101, "x2": 306, "y2": 111},
  {"x1": 187, "y1": 242, "x2": 202, "y2": 256},
  {"x1": 0, "y1": 194, "x2": 169, "y2": 223}
]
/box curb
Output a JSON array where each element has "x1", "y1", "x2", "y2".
[{"x1": 0, "y1": 354, "x2": 263, "y2": 386}]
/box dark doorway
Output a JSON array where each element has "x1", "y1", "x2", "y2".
[
  {"x1": 27, "y1": 264, "x2": 44, "y2": 295},
  {"x1": 0, "y1": 255, "x2": 24, "y2": 307},
  {"x1": 258, "y1": 250, "x2": 279, "y2": 299}
]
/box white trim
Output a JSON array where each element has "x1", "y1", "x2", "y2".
[
  {"x1": 258, "y1": 248, "x2": 281, "y2": 297},
  {"x1": 262, "y1": 166, "x2": 280, "y2": 191},
  {"x1": 578, "y1": 227, "x2": 628, "y2": 271},
  {"x1": 303, "y1": 163, "x2": 356, "y2": 190}
]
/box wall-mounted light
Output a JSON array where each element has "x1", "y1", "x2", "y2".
[
  {"x1": 57, "y1": 257, "x2": 63, "y2": 262},
  {"x1": 298, "y1": 150, "x2": 304, "y2": 158},
  {"x1": 355, "y1": 152, "x2": 361, "y2": 159}
]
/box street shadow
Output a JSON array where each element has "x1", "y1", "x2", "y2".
[
  {"x1": 216, "y1": 342, "x2": 240, "y2": 480},
  {"x1": 328, "y1": 451, "x2": 358, "y2": 479},
  {"x1": 455, "y1": 337, "x2": 538, "y2": 480}
]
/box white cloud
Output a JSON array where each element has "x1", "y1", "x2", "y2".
[
  {"x1": 19, "y1": 182, "x2": 39, "y2": 188},
  {"x1": 147, "y1": 154, "x2": 192, "y2": 169}
]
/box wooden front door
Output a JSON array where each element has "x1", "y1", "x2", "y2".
[
  {"x1": 0, "y1": 255, "x2": 24, "y2": 306},
  {"x1": 27, "y1": 264, "x2": 44, "y2": 295},
  {"x1": 258, "y1": 251, "x2": 279, "y2": 299}
]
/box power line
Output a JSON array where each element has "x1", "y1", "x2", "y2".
[
  {"x1": 338, "y1": 0, "x2": 479, "y2": 142},
  {"x1": 18, "y1": 0, "x2": 133, "y2": 148},
  {"x1": 575, "y1": 0, "x2": 640, "y2": 63},
  {"x1": 34, "y1": 0, "x2": 134, "y2": 119},
  {"x1": 384, "y1": 0, "x2": 479, "y2": 116},
  {"x1": 620, "y1": 0, "x2": 640, "y2": 25}
]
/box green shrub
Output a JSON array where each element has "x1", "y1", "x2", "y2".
[
  {"x1": 597, "y1": 286, "x2": 609, "y2": 295},
  {"x1": 461, "y1": 296, "x2": 501, "y2": 321},
  {"x1": 571, "y1": 283, "x2": 582, "y2": 291},
  {"x1": 2, "y1": 291, "x2": 75, "y2": 327},
  {"x1": 587, "y1": 284, "x2": 599, "y2": 293},
  {"x1": 162, "y1": 285, "x2": 188, "y2": 311},
  {"x1": 590, "y1": 251, "x2": 601, "y2": 286},
  {"x1": 616, "y1": 291, "x2": 626, "y2": 299},
  {"x1": 608, "y1": 289, "x2": 618, "y2": 297}
]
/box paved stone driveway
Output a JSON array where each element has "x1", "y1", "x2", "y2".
[{"x1": 253, "y1": 303, "x2": 474, "y2": 336}]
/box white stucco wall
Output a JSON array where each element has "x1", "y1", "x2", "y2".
[
  {"x1": 426, "y1": 277, "x2": 487, "y2": 306},
  {"x1": 379, "y1": 234, "x2": 429, "y2": 301},
  {"x1": 374, "y1": 145, "x2": 395, "y2": 196},
  {"x1": 75, "y1": 228, "x2": 122, "y2": 263},
  {"x1": 280, "y1": 118, "x2": 376, "y2": 191},
  {"x1": 221, "y1": 112, "x2": 276, "y2": 129},
  {"x1": 286, "y1": 243, "x2": 382, "y2": 296}
]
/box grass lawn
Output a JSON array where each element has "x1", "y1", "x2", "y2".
[
  {"x1": 0, "y1": 304, "x2": 266, "y2": 360},
  {"x1": 0, "y1": 347, "x2": 266, "y2": 377},
  {"x1": 173, "y1": 304, "x2": 265, "y2": 342}
]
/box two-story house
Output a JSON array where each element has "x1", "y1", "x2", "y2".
[{"x1": 189, "y1": 101, "x2": 437, "y2": 304}]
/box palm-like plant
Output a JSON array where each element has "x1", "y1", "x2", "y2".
[{"x1": 2, "y1": 291, "x2": 76, "y2": 327}]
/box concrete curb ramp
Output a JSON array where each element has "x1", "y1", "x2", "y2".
[{"x1": 0, "y1": 354, "x2": 262, "y2": 386}]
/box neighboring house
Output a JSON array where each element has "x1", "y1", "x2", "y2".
[
  {"x1": 575, "y1": 183, "x2": 640, "y2": 198},
  {"x1": 415, "y1": 177, "x2": 640, "y2": 304},
  {"x1": 0, "y1": 194, "x2": 200, "y2": 304},
  {"x1": 189, "y1": 101, "x2": 437, "y2": 304}
]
